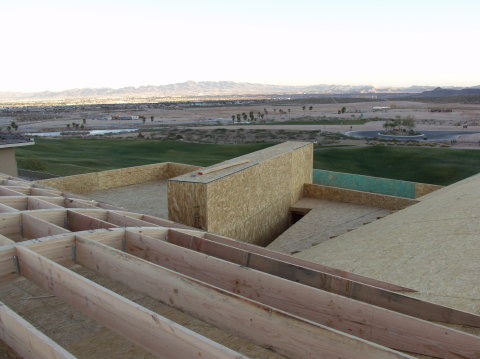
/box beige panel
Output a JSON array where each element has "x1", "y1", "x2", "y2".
[
  {"x1": 169, "y1": 142, "x2": 313, "y2": 245},
  {"x1": 415, "y1": 182, "x2": 443, "y2": 198},
  {"x1": 36, "y1": 162, "x2": 197, "y2": 194},
  {"x1": 303, "y1": 184, "x2": 417, "y2": 211},
  {"x1": 0, "y1": 148, "x2": 18, "y2": 177}
]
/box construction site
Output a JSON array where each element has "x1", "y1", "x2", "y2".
[{"x1": 0, "y1": 140, "x2": 479, "y2": 359}]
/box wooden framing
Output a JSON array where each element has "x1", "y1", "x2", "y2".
[
  {"x1": 16, "y1": 245, "x2": 248, "y2": 359},
  {"x1": 166, "y1": 230, "x2": 480, "y2": 327},
  {"x1": 0, "y1": 302, "x2": 76, "y2": 359},
  {"x1": 1, "y1": 178, "x2": 479, "y2": 359},
  {"x1": 74, "y1": 235, "x2": 411, "y2": 359},
  {"x1": 120, "y1": 230, "x2": 480, "y2": 358}
]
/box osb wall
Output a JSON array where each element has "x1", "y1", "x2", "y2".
[
  {"x1": 36, "y1": 162, "x2": 199, "y2": 194},
  {"x1": 169, "y1": 142, "x2": 313, "y2": 246},
  {"x1": 0, "y1": 148, "x2": 18, "y2": 177},
  {"x1": 415, "y1": 182, "x2": 443, "y2": 198},
  {"x1": 303, "y1": 183, "x2": 418, "y2": 211}
]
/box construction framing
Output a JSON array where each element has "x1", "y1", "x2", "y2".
[{"x1": 0, "y1": 174, "x2": 479, "y2": 359}]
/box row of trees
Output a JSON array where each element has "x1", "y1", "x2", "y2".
[
  {"x1": 382, "y1": 117, "x2": 416, "y2": 134},
  {"x1": 231, "y1": 106, "x2": 316, "y2": 123}
]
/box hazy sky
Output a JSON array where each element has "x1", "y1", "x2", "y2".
[{"x1": 1, "y1": 0, "x2": 478, "y2": 92}]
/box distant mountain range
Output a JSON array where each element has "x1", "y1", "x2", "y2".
[{"x1": 1, "y1": 81, "x2": 479, "y2": 101}]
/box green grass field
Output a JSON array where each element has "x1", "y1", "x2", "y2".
[
  {"x1": 314, "y1": 146, "x2": 480, "y2": 185},
  {"x1": 16, "y1": 139, "x2": 272, "y2": 176},
  {"x1": 16, "y1": 139, "x2": 480, "y2": 185}
]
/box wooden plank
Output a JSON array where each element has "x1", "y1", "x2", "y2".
[
  {"x1": 16, "y1": 245, "x2": 249, "y2": 359},
  {"x1": 168, "y1": 230, "x2": 480, "y2": 328},
  {"x1": 0, "y1": 246, "x2": 17, "y2": 283},
  {"x1": 0, "y1": 196, "x2": 27, "y2": 210},
  {"x1": 0, "y1": 234, "x2": 14, "y2": 246},
  {"x1": 123, "y1": 231, "x2": 480, "y2": 359},
  {"x1": 22, "y1": 214, "x2": 71, "y2": 240},
  {"x1": 0, "y1": 213, "x2": 22, "y2": 240},
  {"x1": 23, "y1": 234, "x2": 76, "y2": 267},
  {"x1": 3, "y1": 180, "x2": 31, "y2": 187},
  {"x1": 31, "y1": 188, "x2": 63, "y2": 197},
  {"x1": 66, "y1": 211, "x2": 118, "y2": 232},
  {"x1": 25, "y1": 209, "x2": 67, "y2": 227},
  {"x1": 0, "y1": 187, "x2": 25, "y2": 196},
  {"x1": 0, "y1": 301, "x2": 76, "y2": 359},
  {"x1": 106, "y1": 211, "x2": 159, "y2": 228},
  {"x1": 75, "y1": 235, "x2": 412, "y2": 359},
  {"x1": 28, "y1": 198, "x2": 63, "y2": 210},
  {"x1": 197, "y1": 160, "x2": 250, "y2": 175},
  {"x1": 0, "y1": 203, "x2": 17, "y2": 213},
  {"x1": 204, "y1": 232, "x2": 415, "y2": 292},
  {"x1": 140, "y1": 214, "x2": 196, "y2": 230}
]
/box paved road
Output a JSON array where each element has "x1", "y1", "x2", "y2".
[{"x1": 346, "y1": 130, "x2": 480, "y2": 141}]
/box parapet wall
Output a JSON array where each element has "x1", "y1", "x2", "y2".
[
  {"x1": 313, "y1": 169, "x2": 442, "y2": 198},
  {"x1": 36, "y1": 162, "x2": 199, "y2": 194},
  {"x1": 168, "y1": 142, "x2": 313, "y2": 246},
  {"x1": 303, "y1": 183, "x2": 418, "y2": 211}
]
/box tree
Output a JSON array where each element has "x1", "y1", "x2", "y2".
[
  {"x1": 232, "y1": 115, "x2": 236, "y2": 124},
  {"x1": 150, "y1": 116, "x2": 154, "y2": 122},
  {"x1": 242, "y1": 113, "x2": 248, "y2": 122},
  {"x1": 82, "y1": 118, "x2": 86, "y2": 124},
  {"x1": 249, "y1": 111, "x2": 255, "y2": 122},
  {"x1": 309, "y1": 106, "x2": 313, "y2": 111},
  {"x1": 236, "y1": 114, "x2": 241, "y2": 123},
  {"x1": 66, "y1": 124, "x2": 70, "y2": 128},
  {"x1": 341, "y1": 107, "x2": 346, "y2": 113}
]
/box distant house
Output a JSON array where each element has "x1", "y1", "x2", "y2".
[{"x1": 0, "y1": 133, "x2": 34, "y2": 176}]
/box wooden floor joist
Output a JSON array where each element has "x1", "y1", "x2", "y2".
[
  {"x1": 203, "y1": 232, "x2": 416, "y2": 292},
  {"x1": 118, "y1": 230, "x2": 480, "y2": 359},
  {"x1": 0, "y1": 301, "x2": 76, "y2": 359},
  {"x1": 74, "y1": 235, "x2": 412, "y2": 359},
  {"x1": 16, "y1": 245, "x2": 249, "y2": 359},
  {"x1": 166, "y1": 229, "x2": 480, "y2": 328}
]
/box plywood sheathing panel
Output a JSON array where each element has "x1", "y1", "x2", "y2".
[
  {"x1": 296, "y1": 174, "x2": 480, "y2": 315},
  {"x1": 169, "y1": 142, "x2": 313, "y2": 245},
  {"x1": 168, "y1": 181, "x2": 207, "y2": 229},
  {"x1": 304, "y1": 183, "x2": 417, "y2": 211},
  {"x1": 415, "y1": 183, "x2": 444, "y2": 199},
  {"x1": 35, "y1": 162, "x2": 198, "y2": 195},
  {"x1": 268, "y1": 199, "x2": 391, "y2": 254}
]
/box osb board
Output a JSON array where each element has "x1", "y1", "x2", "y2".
[
  {"x1": 220, "y1": 196, "x2": 292, "y2": 246},
  {"x1": 205, "y1": 143, "x2": 312, "y2": 245},
  {"x1": 303, "y1": 184, "x2": 417, "y2": 211},
  {"x1": 168, "y1": 181, "x2": 207, "y2": 230},
  {"x1": 415, "y1": 183, "x2": 443, "y2": 198},
  {"x1": 170, "y1": 142, "x2": 312, "y2": 184},
  {"x1": 295, "y1": 174, "x2": 480, "y2": 315},
  {"x1": 166, "y1": 162, "x2": 201, "y2": 178},
  {"x1": 268, "y1": 199, "x2": 390, "y2": 255},
  {"x1": 36, "y1": 163, "x2": 172, "y2": 194}
]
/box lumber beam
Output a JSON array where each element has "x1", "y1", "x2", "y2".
[
  {"x1": 106, "y1": 211, "x2": 158, "y2": 227},
  {"x1": 0, "y1": 203, "x2": 17, "y2": 213},
  {"x1": 0, "y1": 301, "x2": 76, "y2": 359},
  {"x1": 76, "y1": 235, "x2": 411, "y2": 359},
  {"x1": 0, "y1": 187, "x2": 25, "y2": 196},
  {"x1": 27, "y1": 197, "x2": 63, "y2": 210},
  {"x1": 0, "y1": 234, "x2": 14, "y2": 246},
  {"x1": 204, "y1": 232, "x2": 415, "y2": 292},
  {"x1": 22, "y1": 214, "x2": 71, "y2": 240},
  {"x1": 168, "y1": 230, "x2": 480, "y2": 328},
  {"x1": 66, "y1": 211, "x2": 118, "y2": 231},
  {"x1": 16, "y1": 245, "x2": 248, "y2": 359},
  {"x1": 124, "y1": 230, "x2": 480, "y2": 359}
]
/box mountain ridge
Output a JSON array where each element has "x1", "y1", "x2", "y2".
[{"x1": 0, "y1": 81, "x2": 477, "y2": 101}]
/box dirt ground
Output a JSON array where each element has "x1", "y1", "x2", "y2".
[{"x1": 5, "y1": 100, "x2": 480, "y2": 131}]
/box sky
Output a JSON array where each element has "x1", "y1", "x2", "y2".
[{"x1": 0, "y1": 0, "x2": 479, "y2": 92}]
